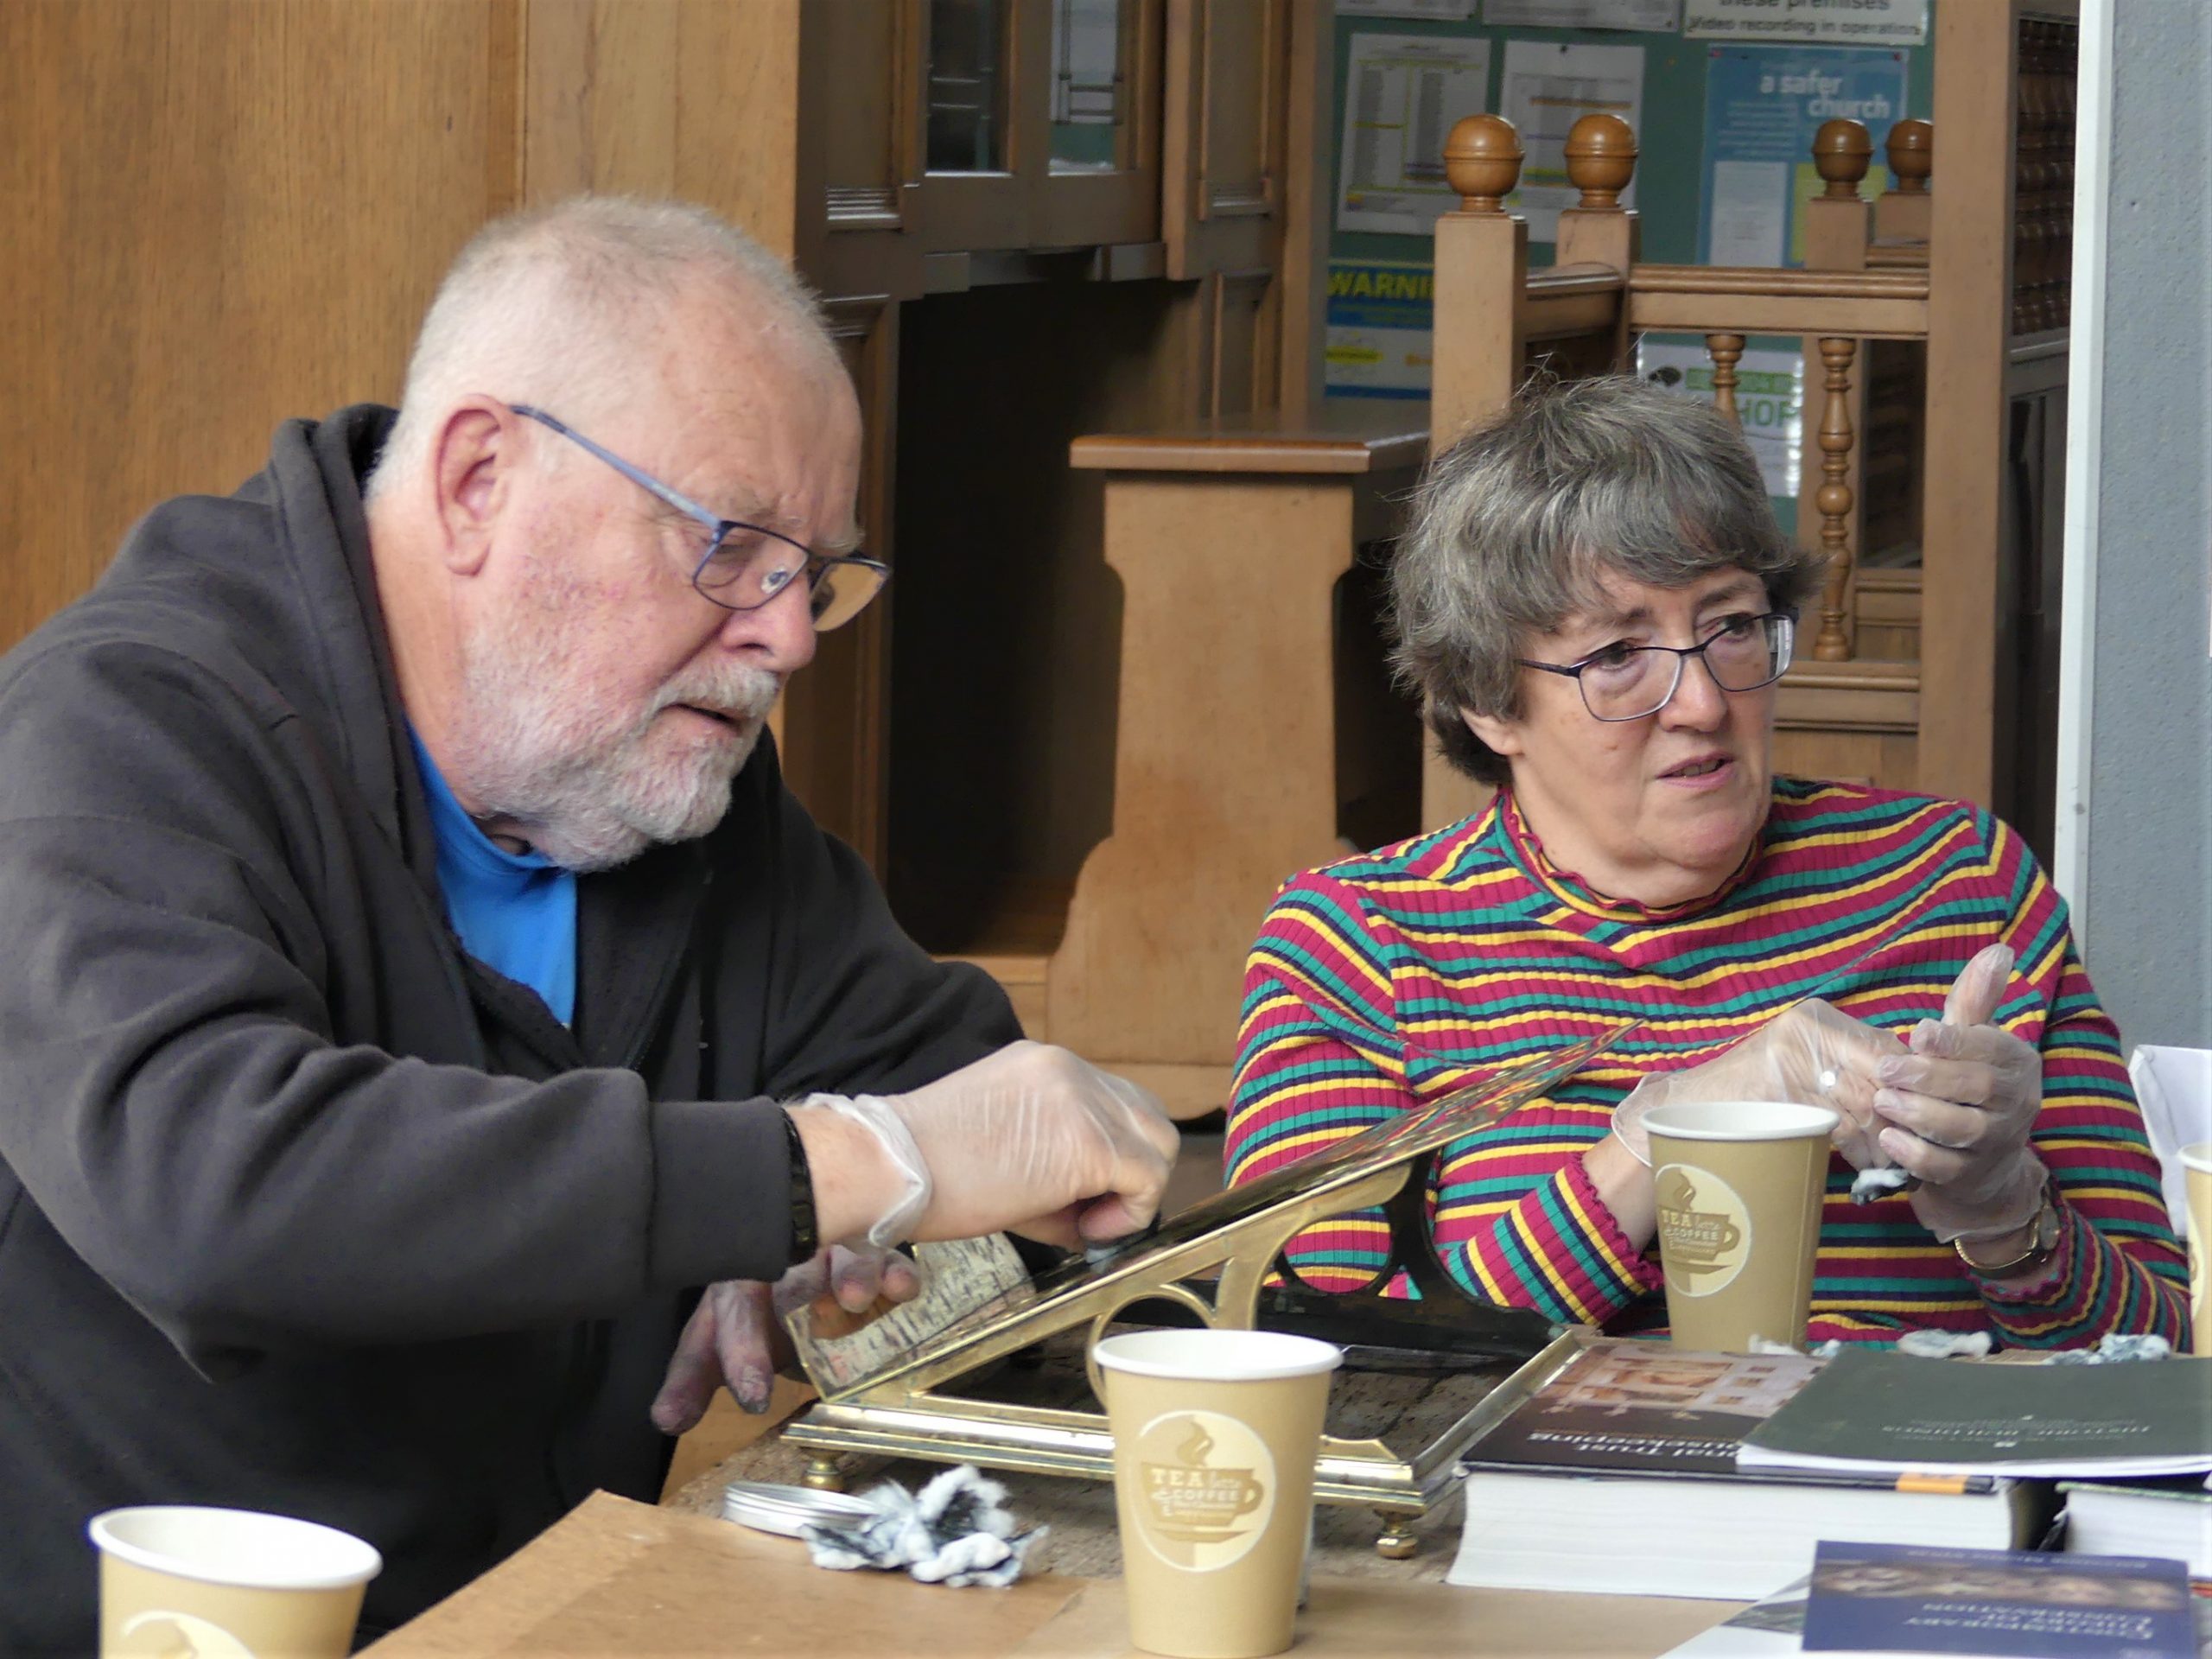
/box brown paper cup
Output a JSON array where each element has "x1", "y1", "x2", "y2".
[
  {"x1": 89, "y1": 1506, "x2": 381, "y2": 1658},
  {"x1": 1644, "y1": 1101, "x2": 1839, "y2": 1352},
  {"x1": 2181, "y1": 1143, "x2": 2212, "y2": 1357},
  {"x1": 1094, "y1": 1328, "x2": 1341, "y2": 1659}
]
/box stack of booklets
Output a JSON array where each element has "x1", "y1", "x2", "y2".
[
  {"x1": 2058, "y1": 1477, "x2": 2212, "y2": 1579},
  {"x1": 1447, "y1": 1342, "x2": 2039, "y2": 1601}
]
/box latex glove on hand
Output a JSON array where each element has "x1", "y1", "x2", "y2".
[
  {"x1": 805, "y1": 1041, "x2": 1180, "y2": 1252},
  {"x1": 1609, "y1": 997, "x2": 1906, "y2": 1170},
  {"x1": 1868, "y1": 944, "x2": 2048, "y2": 1244},
  {"x1": 649, "y1": 1244, "x2": 920, "y2": 1432}
]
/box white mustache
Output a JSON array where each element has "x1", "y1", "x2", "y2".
[{"x1": 650, "y1": 666, "x2": 782, "y2": 726}]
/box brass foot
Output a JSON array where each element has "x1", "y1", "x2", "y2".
[
  {"x1": 802, "y1": 1456, "x2": 847, "y2": 1493},
  {"x1": 1373, "y1": 1515, "x2": 1418, "y2": 1560}
]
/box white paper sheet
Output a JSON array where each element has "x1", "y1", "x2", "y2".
[
  {"x1": 2127, "y1": 1045, "x2": 2212, "y2": 1240},
  {"x1": 1484, "y1": 0, "x2": 1680, "y2": 29},
  {"x1": 1338, "y1": 33, "x2": 1493, "y2": 237},
  {"x1": 1499, "y1": 40, "x2": 1643, "y2": 242},
  {"x1": 1707, "y1": 158, "x2": 1787, "y2": 267}
]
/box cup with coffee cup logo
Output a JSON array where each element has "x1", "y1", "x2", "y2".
[
  {"x1": 1643, "y1": 1100, "x2": 1839, "y2": 1351},
  {"x1": 1093, "y1": 1327, "x2": 1341, "y2": 1659},
  {"x1": 88, "y1": 1505, "x2": 381, "y2": 1659}
]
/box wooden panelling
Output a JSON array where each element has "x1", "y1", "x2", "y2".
[
  {"x1": 778, "y1": 296, "x2": 899, "y2": 871},
  {"x1": 523, "y1": 0, "x2": 679, "y2": 199},
  {"x1": 1162, "y1": 0, "x2": 1287, "y2": 280},
  {"x1": 0, "y1": 0, "x2": 521, "y2": 651},
  {"x1": 1917, "y1": 1, "x2": 2018, "y2": 806}
]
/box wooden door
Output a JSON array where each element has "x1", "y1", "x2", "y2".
[{"x1": 1160, "y1": 0, "x2": 1288, "y2": 281}]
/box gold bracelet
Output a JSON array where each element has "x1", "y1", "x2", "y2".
[{"x1": 1955, "y1": 1188, "x2": 2061, "y2": 1277}]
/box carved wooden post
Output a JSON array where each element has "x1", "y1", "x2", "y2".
[
  {"x1": 1802, "y1": 118, "x2": 1873, "y2": 272},
  {"x1": 1705, "y1": 334, "x2": 1745, "y2": 426},
  {"x1": 1813, "y1": 337, "x2": 1860, "y2": 660},
  {"x1": 1426, "y1": 113, "x2": 1528, "y2": 828},
  {"x1": 1876, "y1": 118, "x2": 1933, "y2": 244},
  {"x1": 1556, "y1": 112, "x2": 1640, "y2": 369}
]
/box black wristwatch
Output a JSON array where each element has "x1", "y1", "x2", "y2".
[{"x1": 781, "y1": 1110, "x2": 820, "y2": 1267}]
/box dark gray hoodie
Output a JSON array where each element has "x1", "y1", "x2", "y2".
[{"x1": 0, "y1": 408, "x2": 1014, "y2": 1649}]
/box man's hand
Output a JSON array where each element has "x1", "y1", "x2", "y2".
[
  {"x1": 1869, "y1": 945, "x2": 2047, "y2": 1243},
  {"x1": 796, "y1": 1042, "x2": 1180, "y2": 1252},
  {"x1": 649, "y1": 1244, "x2": 919, "y2": 1434},
  {"x1": 1609, "y1": 998, "x2": 1906, "y2": 1168}
]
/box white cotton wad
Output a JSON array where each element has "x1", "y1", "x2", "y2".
[{"x1": 802, "y1": 1465, "x2": 1046, "y2": 1587}]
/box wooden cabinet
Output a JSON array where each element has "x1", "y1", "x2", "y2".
[{"x1": 4, "y1": 0, "x2": 1330, "y2": 908}]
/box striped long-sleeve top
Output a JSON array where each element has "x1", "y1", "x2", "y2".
[{"x1": 1227, "y1": 779, "x2": 2190, "y2": 1351}]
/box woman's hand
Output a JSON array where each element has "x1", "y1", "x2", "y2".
[
  {"x1": 1868, "y1": 945, "x2": 2047, "y2": 1243},
  {"x1": 1608, "y1": 997, "x2": 1905, "y2": 1167}
]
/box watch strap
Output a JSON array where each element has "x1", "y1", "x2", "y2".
[
  {"x1": 780, "y1": 1109, "x2": 820, "y2": 1267},
  {"x1": 1955, "y1": 1186, "x2": 2061, "y2": 1278}
]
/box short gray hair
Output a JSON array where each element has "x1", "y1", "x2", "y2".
[
  {"x1": 365, "y1": 195, "x2": 838, "y2": 503},
  {"x1": 1389, "y1": 374, "x2": 1825, "y2": 785}
]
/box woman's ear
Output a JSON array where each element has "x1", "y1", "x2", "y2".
[{"x1": 1462, "y1": 705, "x2": 1526, "y2": 760}]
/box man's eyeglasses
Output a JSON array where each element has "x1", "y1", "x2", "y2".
[
  {"x1": 510, "y1": 404, "x2": 888, "y2": 631},
  {"x1": 1518, "y1": 612, "x2": 1795, "y2": 722}
]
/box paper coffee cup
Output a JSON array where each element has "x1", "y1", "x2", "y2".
[
  {"x1": 2181, "y1": 1143, "x2": 2212, "y2": 1357},
  {"x1": 1094, "y1": 1328, "x2": 1341, "y2": 1659},
  {"x1": 89, "y1": 1506, "x2": 381, "y2": 1659},
  {"x1": 1643, "y1": 1101, "x2": 1839, "y2": 1352}
]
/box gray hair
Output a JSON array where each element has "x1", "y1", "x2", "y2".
[
  {"x1": 365, "y1": 195, "x2": 838, "y2": 504},
  {"x1": 1389, "y1": 374, "x2": 1825, "y2": 785}
]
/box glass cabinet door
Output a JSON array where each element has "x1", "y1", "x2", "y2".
[
  {"x1": 1038, "y1": 0, "x2": 1160, "y2": 248},
  {"x1": 925, "y1": 0, "x2": 1010, "y2": 173}
]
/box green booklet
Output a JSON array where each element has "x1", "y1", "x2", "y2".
[{"x1": 1738, "y1": 1352, "x2": 2212, "y2": 1480}]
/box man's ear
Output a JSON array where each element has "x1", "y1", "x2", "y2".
[
  {"x1": 1462, "y1": 705, "x2": 1526, "y2": 760},
  {"x1": 431, "y1": 401, "x2": 512, "y2": 577}
]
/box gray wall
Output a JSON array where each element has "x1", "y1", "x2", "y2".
[{"x1": 2077, "y1": 0, "x2": 2212, "y2": 1049}]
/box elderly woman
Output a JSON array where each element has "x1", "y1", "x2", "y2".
[{"x1": 1227, "y1": 377, "x2": 2187, "y2": 1350}]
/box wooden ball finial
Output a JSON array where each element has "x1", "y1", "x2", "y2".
[
  {"x1": 1562, "y1": 112, "x2": 1637, "y2": 209},
  {"x1": 1443, "y1": 113, "x2": 1522, "y2": 213},
  {"x1": 1886, "y1": 118, "x2": 1933, "y2": 194},
  {"x1": 1812, "y1": 118, "x2": 1874, "y2": 199}
]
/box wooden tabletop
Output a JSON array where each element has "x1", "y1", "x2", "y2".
[
  {"x1": 1069, "y1": 403, "x2": 1430, "y2": 475},
  {"x1": 365, "y1": 1490, "x2": 1737, "y2": 1657}
]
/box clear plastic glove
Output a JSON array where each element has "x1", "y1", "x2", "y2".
[
  {"x1": 1868, "y1": 944, "x2": 2048, "y2": 1243},
  {"x1": 1609, "y1": 997, "x2": 1907, "y2": 1168},
  {"x1": 649, "y1": 1244, "x2": 919, "y2": 1431},
  {"x1": 813, "y1": 1042, "x2": 1179, "y2": 1251}
]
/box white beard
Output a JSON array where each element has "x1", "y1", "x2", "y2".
[{"x1": 448, "y1": 562, "x2": 782, "y2": 872}]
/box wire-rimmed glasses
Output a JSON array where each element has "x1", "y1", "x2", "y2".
[
  {"x1": 510, "y1": 404, "x2": 889, "y2": 631},
  {"x1": 1518, "y1": 612, "x2": 1796, "y2": 722}
]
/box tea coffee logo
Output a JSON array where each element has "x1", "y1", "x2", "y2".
[
  {"x1": 1130, "y1": 1409, "x2": 1275, "y2": 1572},
  {"x1": 118, "y1": 1611, "x2": 256, "y2": 1658},
  {"x1": 1654, "y1": 1164, "x2": 1752, "y2": 1297}
]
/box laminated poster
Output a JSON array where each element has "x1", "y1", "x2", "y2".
[
  {"x1": 1325, "y1": 259, "x2": 1433, "y2": 399},
  {"x1": 1338, "y1": 33, "x2": 1493, "y2": 237},
  {"x1": 1697, "y1": 45, "x2": 1908, "y2": 268},
  {"x1": 1686, "y1": 0, "x2": 1928, "y2": 48},
  {"x1": 1499, "y1": 39, "x2": 1644, "y2": 242},
  {"x1": 1638, "y1": 339, "x2": 1802, "y2": 499}
]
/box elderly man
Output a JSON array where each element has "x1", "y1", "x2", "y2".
[{"x1": 0, "y1": 197, "x2": 1177, "y2": 1649}]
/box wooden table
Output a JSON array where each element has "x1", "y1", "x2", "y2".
[{"x1": 365, "y1": 1489, "x2": 1738, "y2": 1658}]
